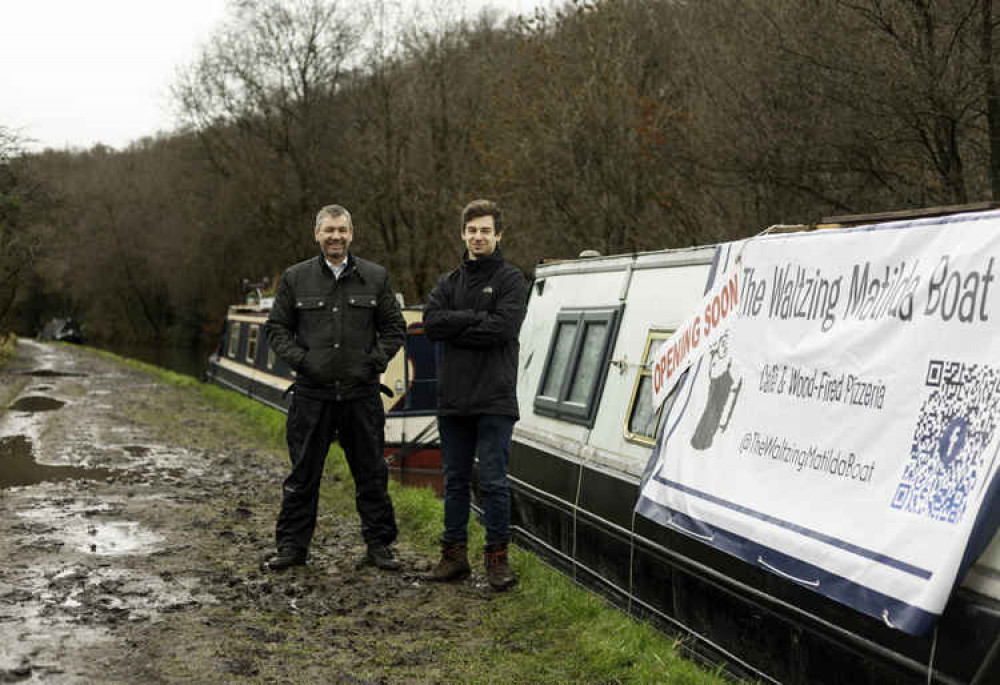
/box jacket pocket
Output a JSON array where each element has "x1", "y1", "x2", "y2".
[
  {"x1": 294, "y1": 296, "x2": 327, "y2": 343},
  {"x1": 301, "y1": 346, "x2": 337, "y2": 384},
  {"x1": 345, "y1": 294, "x2": 377, "y2": 309},
  {"x1": 346, "y1": 293, "x2": 377, "y2": 351}
]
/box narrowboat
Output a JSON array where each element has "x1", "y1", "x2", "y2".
[
  {"x1": 37, "y1": 317, "x2": 83, "y2": 344},
  {"x1": 204, "y1": 294, "x2": 440, "y2": 480},
  {"x1": 508, "y1": 205, "x2": 1000, "y2": 684}
]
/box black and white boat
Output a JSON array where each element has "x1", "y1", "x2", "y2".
[
  {"x1": 36, "y1": 317, "x2": 83, "y2": 344},
  {"x1": 205, "y1": 294, "x2": 441, "y2": 479},
  {"x1": 508, "y1": 206, "x2": 1000, "y2": 684}
]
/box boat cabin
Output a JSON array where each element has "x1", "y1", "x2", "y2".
[{"x1": 510, "y1": 208, "x2": 1000, "y2": 684}]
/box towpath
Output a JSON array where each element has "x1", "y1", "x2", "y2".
[{"x1": 0, "y1": 340, "x2": 493, "y2": 683}]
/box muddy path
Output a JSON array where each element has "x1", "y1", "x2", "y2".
[{"x1": 0, "y1": 341, "x2": 496, "y2": 684}]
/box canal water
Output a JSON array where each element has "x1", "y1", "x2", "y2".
[{"x1": 98, "y1": 341, "x2": 213, "y2": 379}]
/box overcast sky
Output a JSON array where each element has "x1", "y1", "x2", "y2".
[{"x1": 0, "y1": 0, "x2": 546, "y2": 152}]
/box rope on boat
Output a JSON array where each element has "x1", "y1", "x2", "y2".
[{"x1": 391, "y1": 419, "x2": 439, "y2": 464}]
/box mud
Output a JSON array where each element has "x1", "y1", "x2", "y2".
[{"x1": 0, "y1": 341, "x2": 496, "y2": 684}]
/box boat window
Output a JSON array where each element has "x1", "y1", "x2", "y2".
[
  {"x1": 227, "y1": 322, "x2": 242, "y2": 359},
  {"x1": 625, "y1": 329, "x2": 673, "y2": 445},
  {"x1": 246, "y1": 325, "x2": 259, "y2": 364},
  {"x1": 535, "y1": 307, "x2": 621, "y2": 427},
  {"x1": 567, "y1": 321, "x2": 607, "y2": 404},
  {"x1": 539, "y1": 321, "x2": 578, "y2": 398}
]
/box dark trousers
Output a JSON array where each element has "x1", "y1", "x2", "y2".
[
  {"x1": 275, "y1": 393, "x2": 397, "y2": 553},
  {"x1": 438, "y1": 414, "x2": 515, "y2": 546}
]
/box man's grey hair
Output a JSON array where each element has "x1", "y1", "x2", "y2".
[{"x1": 315, "y1": 204, "x2": 353, "y2": 231}]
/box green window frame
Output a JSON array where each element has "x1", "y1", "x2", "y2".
[{"x1": 535, "y1": 306, "x2": 621, "y2": 427}]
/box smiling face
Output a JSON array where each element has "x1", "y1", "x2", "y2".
[
  {"x1": 314, "y1": 214, "x2": 353, "y2": 265},
  {"x1": 463, "y1": 215, "x2": 501, "y2": 260}
]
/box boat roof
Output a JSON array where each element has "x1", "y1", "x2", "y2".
[{"x1": 535, "y1": 243, "x2": 718, "y2": 278}]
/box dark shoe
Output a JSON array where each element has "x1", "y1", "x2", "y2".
[
  {"x1": 426, "y1": 540, "x2": 470, "y2": 582},
  {"x1": 264, "y1": 549, "x2": 307, "y2": 572},
  {"x1": 484, "y1": 543, "x2": 516, "y2": 591},
  {"x1": 366, "y1": 543, "x2": 401, "y2": 570}
]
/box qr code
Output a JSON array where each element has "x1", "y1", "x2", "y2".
[{"x1": 890, "y1": 360, "x2": 1000, "y2": 524}]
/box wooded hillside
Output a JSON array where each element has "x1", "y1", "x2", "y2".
[{"x1": 4, "y1": 0, "x2": 1000, "y2": 346}]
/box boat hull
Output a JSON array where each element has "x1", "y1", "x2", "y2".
[
  {"x1": 505, "y1": 233, "x2": 1000, "y2": 685},
  {"x1": 508, "y1": 438, "x2": 1000, "y2": 684}
]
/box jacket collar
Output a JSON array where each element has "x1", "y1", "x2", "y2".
[
  {"x1": 317, "y1": 252, "x2": 364, "y2": 283},
  {"x1": 461, "y1": 247, "x2": 504, "y2": 270}
]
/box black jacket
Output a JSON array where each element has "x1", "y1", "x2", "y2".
[
  {"x1": 424, "y1": 249, "x2": 526, "y2": 417},
  {"x1": 264, "y1": 253, "x2": 405, "y2": 401}
]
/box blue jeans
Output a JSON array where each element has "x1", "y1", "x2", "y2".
[{"x1": 438, "y1": 414, "x2": 515, "y2": 546}]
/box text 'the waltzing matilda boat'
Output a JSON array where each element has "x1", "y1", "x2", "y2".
[{"x1": 507, "y1": 204, "x2": 1000, "y2": 684}]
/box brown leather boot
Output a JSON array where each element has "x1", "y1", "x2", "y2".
[
  {"x1": 426, "y1": 540, "x2": 470, "y2": 582},
  {"x1": 484, "y1": 543, "x2": 517, "y2": 591}
]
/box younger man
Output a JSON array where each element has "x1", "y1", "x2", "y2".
[{"x1": 423, "y1": 199, "x2": 526, "y2": 590}]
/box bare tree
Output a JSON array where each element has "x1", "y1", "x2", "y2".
[
  {"x1": 173, "y1": 0, "x2": 361, "y2": 264},
  {"x1": 713, "y1": 1, "x2": 992, "y2": 212},
  {"x1": 476, "y1": 0, "x2": 696, "y2": 257},
  {"x1": 0, "y1": 127, "x2": 44, "y2": 329},
  {"x1": 981, "y1": 0, "x2": 1000, "y2": 198},
  {"x1": 338, "y1": 6, "x2": 512, "y2": 299}
]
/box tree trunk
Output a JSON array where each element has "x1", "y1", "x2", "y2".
[{"x1": 983, "y1": 0, "x2": 1000, "y2": 200}]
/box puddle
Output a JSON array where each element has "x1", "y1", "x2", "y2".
[
  {"x1": 64, "y1": 520, "x2": 164, "y2": 556},
  {"x1": 0, "y1": 435, "x2": 113, "y2": 489},
  {"x1": 20, "y1": 369, "x2": 87, "y2": 378},
  {"x1": 9, "y1": 396, "x2": 66, "y2": 412},
  {"x1": 17, "y1": 506, "x2": 164, "y2": 556}
]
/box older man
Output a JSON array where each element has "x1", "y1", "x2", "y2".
[{"x1": 264, "y1": 204, "x2": 406, "y2": 571}]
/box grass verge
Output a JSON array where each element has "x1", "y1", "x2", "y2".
[{"x1": 97, "y1": 348, "x2": 728, "y2": 685}]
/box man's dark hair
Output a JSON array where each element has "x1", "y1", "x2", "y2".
[{"x1": 461, "y1": 199, "x2": 502, "y2": 233}]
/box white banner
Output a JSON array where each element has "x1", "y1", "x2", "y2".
[
  {"x1": 651, "y1": 266, "x2": 740, "y2": 411},
  {"x1": 637, "y1": 211, "x2": 1000, "y2": 635}
]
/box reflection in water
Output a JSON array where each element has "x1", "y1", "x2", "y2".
[
  {"x1": 70, "y1": 520, "x2": 164, "y2": 556},
  {"x1": 0, "y1": 435, "x2": 113, "y2": 489}
]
